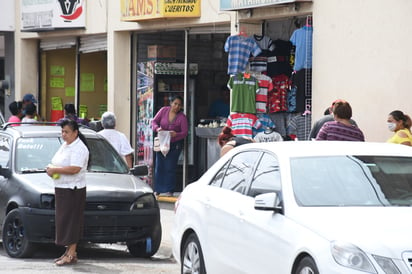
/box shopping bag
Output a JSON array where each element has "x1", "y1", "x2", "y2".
[
  {"x1": 153, "y1": 137, "x2": 160, "y2": 152},
  {"x1": 158, "y1": 131, "x2": 171, "y2": 156}
]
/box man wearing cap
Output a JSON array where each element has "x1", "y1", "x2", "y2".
[
  {"x1": 308, "y1": 99, "x2": 357, "y2": 140},
  {"x1": 22, "y1": 93, "x2": 42, "y2": 121}
]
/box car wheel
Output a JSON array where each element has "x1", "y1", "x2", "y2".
[
  {"x1": 127, "y1": 223, "x2": 162, "y2": 258},
  {"x1": 2, "y1": 209, "x2": 35, "y2": 258},
  {"x1": 295, "y1": 256, "x2": 319, "y2": 274},
  {"x1": 181, "y1": 233, "x2": 206, "y2": 274}
]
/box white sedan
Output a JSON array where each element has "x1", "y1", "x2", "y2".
[{"x1": 171, "y1": 141, "x2": 412, "y2": 274}]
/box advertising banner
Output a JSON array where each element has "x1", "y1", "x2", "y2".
[
  {"x1": 121, "y1": 0, "x2": 201, "y2": 21},
  {"x1": 21, "y1": 0, "x2": 86, "y2": 31},
  {"x1": 220, "y1": 0, "x2": 311, "y2": 11}
]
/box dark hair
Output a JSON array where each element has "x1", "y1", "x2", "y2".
[
  {"x1": 389, "y1": 110, "x2": 412, "y2": 129},
  {"x1": 333, "y1": 101, "x2": 352, "y2": 120},
  {"x1": 323, "y1": 107, "x2": 331, "y2": 115},
  {"x1": 9, "y1": 101, "x2": 22, "y2": 116},
  {"x1": 217, "y1": 126, "x2": 234, "y2": 147},
  {"x1": 64, "y1": 103, "x2": 76, "y2": 115},
  {"x1": 61, "y1": 119, "x2": 90, "y2": 154},
  {"x1": 25, "y1": 102, "x2": 37, "y2": 116},
  {"x1": 172, "y1": 95, "x2": 183, "y2": 104}
]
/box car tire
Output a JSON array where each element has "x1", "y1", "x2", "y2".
[
  {"x1": 127, "y1": 222, "x2": 162, "y2": 258},
  {"x1": 2, "y1": 209, "x2": 35, "y2": 258},
  {"x1": 295, "y1": 256, "x2": 319, "y2": 274},
  {"x1": 181, "y1": 233, "x2": 206, "y2": 274}
]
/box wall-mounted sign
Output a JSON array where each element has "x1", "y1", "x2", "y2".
[
  {"x1": 220, "y1": 0, "x2": 311, "y2": 11},
  {"x1": 21, "y1": 0, "x2": 86, "y2": 32},
  {"x1": 121, "y1": 0, "x2": 201, "y2": 21}
]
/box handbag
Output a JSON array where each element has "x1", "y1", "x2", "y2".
[{"x1": 153, "y1": 137, "x2": 160, "y2": 152}]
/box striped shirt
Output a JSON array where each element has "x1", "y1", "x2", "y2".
[
  {"x1": 316, "y1": 121, "x2": 365, "y2": 141},
  {"x1": 224, "y1": 35, "x2": 262, "y2": 75},
  {"x1": 227, "y1": 113, "x2": 261, "y2": 139}
]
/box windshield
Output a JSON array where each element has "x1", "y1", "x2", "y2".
[
  {"x1": 291, "y1": 156, "x2": 412, "y2": 207},
  {"x1": 15, "y1": 137, "x2": 129, "y2": 174}
]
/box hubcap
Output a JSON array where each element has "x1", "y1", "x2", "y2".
[
  {"x1": 182, "y1": 241, "x2": 201, "y2": 274},
  {"x1": 5, "y1": 217, "x2": 24, "y2": 253},
  {"x1": 299, "y1": 266, "x2": 315, "y2": 274}
]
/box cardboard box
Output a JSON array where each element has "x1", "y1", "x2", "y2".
[{"x1": 147, "y1": 45, "x2": 176, "y2": 61}]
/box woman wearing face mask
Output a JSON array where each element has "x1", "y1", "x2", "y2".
[{"x1": 387, "y1": 110, "x2": 412, "y2": 146}]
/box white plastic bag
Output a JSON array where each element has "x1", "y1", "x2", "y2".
[{"x1": 158, "y1": 131, "x2": 171, "y2": 156}]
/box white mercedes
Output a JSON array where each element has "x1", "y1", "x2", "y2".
[{"x1": 171, "y1": 141, "x2": 412, "y2": 274}]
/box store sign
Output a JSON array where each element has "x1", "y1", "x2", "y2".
[
  {"x1": 220, "y1": 0, "x2": 311, "y2": 11},
  {"x1": 21, "y1": 0, "x2": 86, "y2": 32},
  {"x1": 121, "y1": 0, "x2": 201, "y2": 21}
]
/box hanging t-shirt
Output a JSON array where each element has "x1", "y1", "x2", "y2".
[
  {"x1": 268, "y1": 74, "x2": 290, "y2": 113},
  {"x1": 228, "y1": 73, "x2": 259, "y2": 114},
  {"x1": 287, "y1": 113, "x2": 312, "y2": 140},
  {"x1": 253, "y1": 113, "x2": 276, "y2": 136},
  {"x1": 254, "y1": 130, "x2": 283, "y2": 142},
  {"x1": 224, "y1": 35, "x2": 262, "y2": 75},
  {"x1": 252, "y1": 73, "x2": 273, "y2": 113},
  {"x1": 227, "y1": 113, "x2": 262, "y2": 138},
  {"x1": 290, "y1": 26, "x2": 313, "y2": 71}
]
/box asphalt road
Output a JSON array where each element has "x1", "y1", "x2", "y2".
[{"x1": 0, "y1": 205, "x2": 180, "y2": 274}]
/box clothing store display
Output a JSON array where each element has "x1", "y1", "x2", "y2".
[
  {"x1": 266, "y1": 39, "x2": 293, "y2": 77},
  {"x1": 227, "y1": 113, "x2": 262, "y2": 138},
  {"x1": 268, "y1": 112, "x2": 291, "y2": 138},
  {"x1": 288, "y1": 112, "x2": 312, "y2": 140},
  {"x1": 252, "y1": 73, "x2": 273, "y2": 113},
  {"x1": 292, "y1": 69, "x2": 312, "y2": 113},
  {"x1": 224, "y1": 35, "x2": 262, "y2": 75},
  {"x1": 290, "y1": 25, "x2": 313, "y2": 71},
  {"x1": 228, "y1": 73, "x2": 259, "y2": 114},
  {"x1": 268, "y1": 74, "x2": 290, "y2": 113},
  {"x1": 254, "y1": 129, "x2": 283, "y2": 142},
  {"x1": 254, "y1": 113, "x2": 276, "y2": 136},
  {"x1": 253, "y1": 35, "x2": 275, "y2": 51}
]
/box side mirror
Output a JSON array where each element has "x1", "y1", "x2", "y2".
[
  {"x1": 131, "y1": 164, "x2": 148, "y2": 177},
  {"x1": 0, "y1": 165, "x2": 12, "y2": 179},
  {"x1": 254, "y1": 192, "x2": 283, "y2": 213}
]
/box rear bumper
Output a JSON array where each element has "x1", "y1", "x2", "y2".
[{"x1": 19, "y1": 207, "x2": 161, "y2": 244}]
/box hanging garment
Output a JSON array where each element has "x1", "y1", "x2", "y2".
[
  {"x1": 268, "y1": 74, "x2": 290, "y2": 113},
  {"x1": 224, "y1": 35, "x2": 262, "y2": 75},
  {"x1": 252, "y1": 73, "x2": 273, "y2": 113},
  {"x1": 227, "y1": 113, "x2": 262, "y2": 139},
  {"x1": 290, "y1": 26, "x2": 313, "y2": 71},
  {"x1": 253, "y1": 113, "x2": 276, "y2": 136},
  {"x1": 228, "y1": 73, "x2": 259, "y2": 114},
  {"x1": 287, "y1": 112, "x2": 312, "y2": 141}
]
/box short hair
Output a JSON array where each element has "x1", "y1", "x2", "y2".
[
  {"x1": 25, "y1": 102, "x2": 37, "y2": 116},
  {"x1": 101, "y1": 111, "x2": 116, "y2": 129},
  {"x1": 64, "y1": 103, "x2": 76, "y2": 115},
  {"x1": 333, "y1": 101, "x2": 352, "y2": 120},
  {"x1": 9, "y1": 101, "x2": 22, "y2": 115}
]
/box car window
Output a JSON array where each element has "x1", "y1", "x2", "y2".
[
  {"x1": 290, "y1": 155, "x2": 395, "y2": 206},
  {"x1": 16, "y1": 137, "x2": 62, "y2": 172},
  {"x1": 0, "y1": 135, "x2": 11, "y2": 167},
  {"x1": 210, "y1": 161, "x2": 230, "y2": 187},
  {"x1": 249, "y1": 152, "x2": 281, "y2": 197},
  {"x1": 87, "y1": 138, "x2": 129, "y2": 174},
  {"x1": 220, "y1": 151, "x2": 261, "y2": 194}
]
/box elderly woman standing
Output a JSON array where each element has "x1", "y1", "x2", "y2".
[
  {"x1": 152, "y1": 95, "x2": 188, "y2": 196},
  {"x1": 46, "y1": 120, "x2": 90, "y2": 266},
  {"x1": 387, "y1": 110, "x2": 412, "y2": 146}
]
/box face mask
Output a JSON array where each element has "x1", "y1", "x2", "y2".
[{"x1": 387, "y1": 122, "x2": 397, "y2": 132}]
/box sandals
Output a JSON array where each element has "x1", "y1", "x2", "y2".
[{"x1": 55, "y1": 253, "x2": 78, "y2": 266}]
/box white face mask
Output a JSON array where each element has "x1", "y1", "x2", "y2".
[{"x1": 387, "y1": 122, "x2": 397, "y2": 132}]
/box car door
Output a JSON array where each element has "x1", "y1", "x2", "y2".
[
  {"x1": 0, "y1": 134, "x2": 12, "y2": 223},
  {"x1": 204, "y1": 150, "x2": 262, "y2": 274},
  {"x1": 236, "y1": 152, "x2": 294, "y2": 274}
]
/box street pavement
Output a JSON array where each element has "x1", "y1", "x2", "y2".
[{"x1": 0, "y1": 204, "x2": 179, "y2": 274}]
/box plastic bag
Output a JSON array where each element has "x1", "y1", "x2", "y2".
[
  {"x1": 158, "y1": 131, "x2": 171, "y2": 156},
  {"x1": 153, "y1": 137, "x2": 160, "y2": 152}
]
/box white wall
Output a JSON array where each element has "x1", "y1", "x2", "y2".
[{"x1": 313, "y1": 0, "x2": 412, "y2": 142}]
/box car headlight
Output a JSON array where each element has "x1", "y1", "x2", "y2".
[
  {"x1": 40, "y1": 194, "x2": 55, "y2": 209},
  {"x1": 331, "y1": 241, "x2": 377, "y2": 273},
  {"x1": 372, "y1": 255, "x2": 401, "y2": 274},
  {"x1": 130, "y1": 194, "x2": 156, "y2": 210}
]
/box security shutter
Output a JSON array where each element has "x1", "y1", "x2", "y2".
[
  {"x1": 79, "y1": 34, "x2": 107, "y2": 53},
  {"x1": 40, "y1": 37, "x2": 77, "y2": 51}
]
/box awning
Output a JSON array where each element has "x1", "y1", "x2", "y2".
[{"x1": 220, "y1": 0, "x2": 312, "y2": 11}]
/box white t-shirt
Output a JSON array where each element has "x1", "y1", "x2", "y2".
[
  {"x1": 254, "y1": 131, "x2": 283, "y2": 142},
  {"x1": 98, "y1": 129, "x2": 134, "y2": 157},
  {"x1": 51, "y1": 137, "x2": 89, "y2": 189},
  {"x1": 21, "y1": 117, "x2": 38, "y2": 125}
]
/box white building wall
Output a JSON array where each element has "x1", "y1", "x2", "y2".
[{"x1": 313, "y1": 0, "x2": 412, "y2": 142}]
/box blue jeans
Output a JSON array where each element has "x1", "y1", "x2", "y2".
[{"x1": 154, "y1": 141, "x2": 183, "y2": 193}]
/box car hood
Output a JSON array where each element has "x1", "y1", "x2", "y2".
[
  {"x1": 292, "y1": 207, "x2": 412, "y2": 257},
  {"x1": 16, "y1": 172, "x2": 153, "y2": 199}
]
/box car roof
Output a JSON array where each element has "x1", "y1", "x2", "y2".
[
  {"x1": 0, "y1": 123, "x2": 99, "y2": 138},
  {"x1": 232, "y1": 141, "x2": 412, "y2": 158}
]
